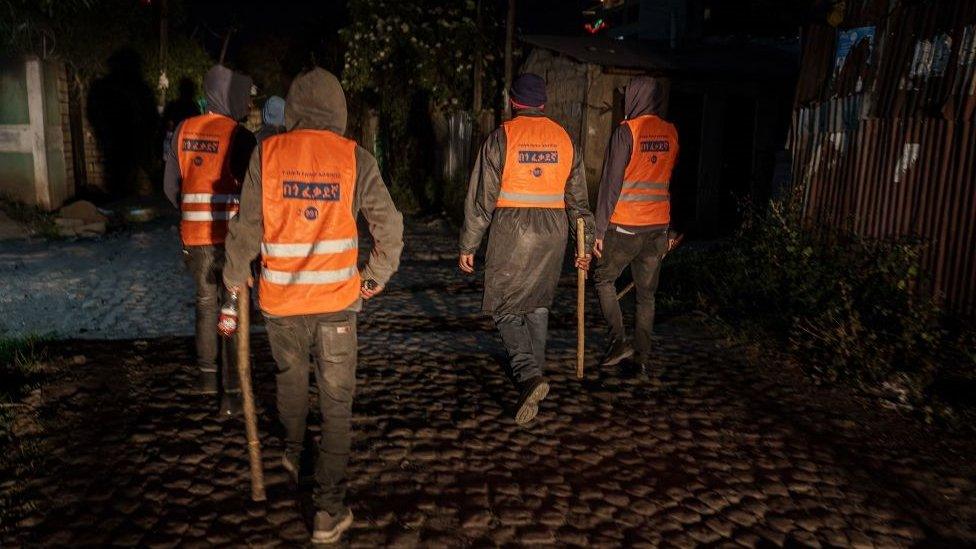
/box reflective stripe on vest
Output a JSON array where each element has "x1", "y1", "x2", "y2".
[
  {"x1": 261, "y1": 266, "x2": 359, "y2": 285},
  {"x1": 610, "y1": 115, "x2": 678, "y2": 228},
  {"x1": 177, "y1": 114, "x2": 240, "y2": 246},
  {"x1": 261, "y1": 238, "x2": 358, "y2": 258},
  {"x1": 182, "y1": 193, "x2": 241, "y2": 204},
  {"x1": 258, "y1": 130, "x2": 361, "y2": 317},
  {"x1": 182, "y1": 211, "x2": 239, "y2": 221},
  {"x1": 496, "y1": 116, "x2": 572, "y2": 209}
]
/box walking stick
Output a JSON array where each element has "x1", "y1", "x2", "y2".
[
  {"x1": 576, "y1": 218, "x2": 586, "y2": 380},
  {"x1": 235, "y1": 286, "x2": 266, "y2": 502}
]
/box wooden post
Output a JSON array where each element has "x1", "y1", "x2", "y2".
[
  {"x1": 472, "y1": 0, "x2": 483, "y2": 120},
  {"x1": 502, "y1": 0, "x2": 516, "y2": 120},
  {"x1": 576, "y1": 218, "x2": 586, "y2": 380},
  {"x1": 235, "y1": 287, "x2": 266, "y2": 502}
]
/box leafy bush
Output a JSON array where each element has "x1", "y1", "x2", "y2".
[{"x1": 660, "y1": 186, "x2": 975, "y2": 421}]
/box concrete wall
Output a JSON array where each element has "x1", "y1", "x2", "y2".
[
  {"x1": 522, "y1": 48, "x2": 588, "y2": 143},
  {"x1": 0, "y1": 56, "x2": 73, "y2": 210}
]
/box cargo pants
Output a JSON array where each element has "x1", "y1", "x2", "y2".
[
  {"x1": 592, "y1": 229, "x2": 668, "y2": 362},
  {"x1": 183, "y1": 245, "x2": 238, "y2": 393},
  {"x1": 265, "y1": 311, "x2": 357, "y2": 515}
]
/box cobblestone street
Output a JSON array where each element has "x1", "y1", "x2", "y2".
[
  {"x1": 0, "y1": 218, "x2": 194, "y2": 339},
  {"x1": 2, "y1": 221, "x2": 975, "y2": 547}
]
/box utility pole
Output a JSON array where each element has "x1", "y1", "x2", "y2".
[{"x1": 502, "y1": 0, "x2": 515, "y2": 120}]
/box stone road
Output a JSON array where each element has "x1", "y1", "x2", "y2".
[
  {"x1": 2, "y1": 220, "x2": 976, "y2": 547},
  {"x1": 0, "y1": 219, "x2": 195, "y2": 339}
]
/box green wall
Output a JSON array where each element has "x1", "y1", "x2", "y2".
[
  {"x1": 0, "y1": 152, "x2": 35, "y2": 203},
  {"x1": 0, "y1": 58, "x2": 29, "y2": 125}
]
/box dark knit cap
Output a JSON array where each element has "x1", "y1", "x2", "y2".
[{"x1": 510, "y1": 73, "x2": 547, "y2": 108}]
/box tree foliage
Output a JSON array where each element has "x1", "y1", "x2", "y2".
[{"x1": 340, "y1": 0, "x2": 500, "y2": 111}]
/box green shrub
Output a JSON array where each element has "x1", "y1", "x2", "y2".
[{"x1": 660, "y1": 186, "x2": 975, "y2": 421}]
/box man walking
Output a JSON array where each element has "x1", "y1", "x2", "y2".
[
  {"x1": 219, "y1": 68, "x2": 403, "y2": 544},
  {"x1": 459, "y1": 73, "x2": 594, "y2": 426},
  {"x1": 163, "y1": 64, "x2": 256, "y2": 415},
  {"x1": 592, "y1": 77, "x2": 679, "y2": 374}
]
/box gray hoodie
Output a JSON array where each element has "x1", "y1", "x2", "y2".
[
  {"x1": 594, "y1": 77, "x2": 674, "y2": 239},
  {"x1": 222, "y1": 68, "x2": 404, "y2": 309},
  {"x1": 163, "y1": 65, "x2": 256, "y2": 209}
]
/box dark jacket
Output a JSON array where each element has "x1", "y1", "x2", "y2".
[
  {"x1": 222, "y1": 68, "x2": 404, "y2": 312},
  {"x1": 594, "y1": 77, "x2": 676, "y2": 239},
  {"x1": 163, "y1": 65, "x2": 256, "y2": 210},
  {"x1": 459, "y1": 110, "x2": 595, "y2": 315}
]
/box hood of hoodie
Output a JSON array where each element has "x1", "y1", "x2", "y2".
[
  {"x1": 204, "y1": 65, "x2": 253, "y2": 121},
  {"x1": 624, "y1": 76, "x2": 667, "y2": 119},
  {"x1": 284, "y1": 68, "x2": 347, "y2": 134}
]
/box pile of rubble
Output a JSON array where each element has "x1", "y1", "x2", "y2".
[{"x1": 54, "y1": 200, "x2": 108, "y2": 238}]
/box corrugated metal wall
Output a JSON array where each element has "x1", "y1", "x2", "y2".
[{"x1": 791, "y1": 0, "x2": 976, "y2": 316}]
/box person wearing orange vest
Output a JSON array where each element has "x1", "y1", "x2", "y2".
[
  {"x1": 219, "y1": 68, "x2": 404, "y2": 544},
  {"x1": 592, "y1": 77, "x2": 680, "y2": 374},
  {"x1": 163, "y1": 65, "x2": 256, "y2": 413},
  {"x1": 459, "y1": 73, "x2": 594, "y2": 426}
]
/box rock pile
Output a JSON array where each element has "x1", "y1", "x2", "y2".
[{"x1": 55, "y1": 201, "x2": 108, "y2": 238}]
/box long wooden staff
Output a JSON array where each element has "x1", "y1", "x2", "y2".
[
  {"x1": 576, "y1": 218, "x2": 586, "y2": 380},
  {"x1": 235, "y1": 286, "x2": 266, "y2": 502}
]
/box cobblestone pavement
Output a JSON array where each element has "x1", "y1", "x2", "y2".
[
  {"x1": 0, "y1": 220, "x2": 195, "y2": 339},
  {"x1": 2, "y1": 221, "x2": 976, "y2": 547}
]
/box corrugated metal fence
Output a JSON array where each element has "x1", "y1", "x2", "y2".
[{"x1": 791, "y1": 0, "x2": 976, "y2": 316}]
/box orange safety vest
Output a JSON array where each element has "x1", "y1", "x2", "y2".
[
  {"x1": 609, "y1": 115, "x2": 679, "y2": 228},
  {"x1": 258, "y1": 130, "x2": 361, "y2": 317},
  {"x1": 496, "y1": 116, "x2": 572, "y2": 209},
  {"x1": 177, "y1": 113, "x2": 242, "y2": 246}
]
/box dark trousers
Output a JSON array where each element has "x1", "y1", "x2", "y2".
[
  {"x1": 184, "y1": 245, "x2": 237, "y2": 392},
  {"x1": 593, "y1": 229, "x2": 668, "y2": 361},
  {"x1": 493, "y1": 307, "x2": 549, "y2": 384},
  {"x1": 265, "y1": 311, "x2": 357, "y2": 515}
]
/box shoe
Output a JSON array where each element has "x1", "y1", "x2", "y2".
[
  {"x1": 281, "y1": 450, "x2": 300, "y2": 484},
  {"x1": 218, "y1": 391, "x2": 242, "y2": 417},
  {"x1": 514, "y1": 376, "x2": 550, "y2": 425},
  {"x1": 600, "y1": 339, "x2": 634, "y2": 367},
  {"x1": 194, "y1": 369, "x2": 219, "y2": 395},
  {"x1": 312, "y1": 508, "x2": 354, "y2": 544}
]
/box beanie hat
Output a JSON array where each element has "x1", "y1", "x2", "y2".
[{"x1": 510, "y1": 73, "x2": 547, "y2": 108}]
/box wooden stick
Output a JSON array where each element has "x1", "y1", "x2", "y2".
[
  {"x1": 576, "y1": 218, "x2": 586, "y2": 380},
  {"x1": 616, "y1": 281, "x2": 635, "y2": 301},
  {"x1": 235, "y1": 286, "x2": 266, "y2": 502},
  {"x1": 616, "y1": 233, "x2": 684, "y2": 301}
]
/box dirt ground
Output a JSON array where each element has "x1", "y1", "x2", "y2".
[{"x1": 2, "y1": 222, "x2": 975, "y2": 547}]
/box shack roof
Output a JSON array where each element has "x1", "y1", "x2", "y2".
[{"x1": 522, "y1": 35, "x2": 797, "y2": 79}]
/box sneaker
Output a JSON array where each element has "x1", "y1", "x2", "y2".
[
  {"x1": 194, "y1": 369, "x2": 219, "y2": 395},
  {"x1": 281, "y1": 450, "x2": 300, "y2": 484},
  {"x1": 312, "y1": 508, "x2": 354, "y2": 544},
  {"x1": 600, "y1": 339, "x2": 634, "y2": 367},
  {"x1": 514, "y1": 376, "x2": 550, "y2": 425},
  {"x1": 218, "y1": 391, "x2": 242, "y2": 417}
]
